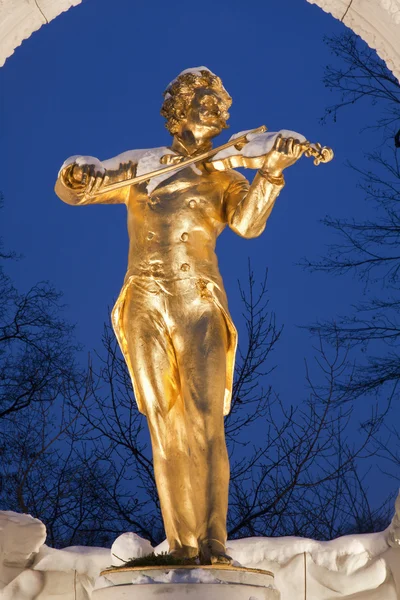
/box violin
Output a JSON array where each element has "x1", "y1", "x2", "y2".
[
  {"x1": 204, "y1": 126, "x2": 334, "y2": 172},
  {"x1": 87, "y1": 126, "x2": 334, "y2": 196}
]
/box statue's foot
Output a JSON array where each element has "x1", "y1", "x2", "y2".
[
  {"x1": 199, "y1": 539, "x2": 233, "y2": 565},
  {"x1": 210, "y1": 551, "x2": 233, "y2": 565},
  {"x1": 170, "y1": 545, "x2": 199, "y2": 563}
]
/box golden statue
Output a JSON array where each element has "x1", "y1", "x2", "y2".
[{"x1": 55, "y1": 67, "x2": 332, "y2": 565}]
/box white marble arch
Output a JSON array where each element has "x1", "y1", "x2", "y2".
[
  {"x1": 0, "y1": 0, "x2": 399, "y2": 80},
  {"x1": 0, "y1": 0, "x2": 82, "y2": 68},
  {"x1": 307, "y1": 0, "x2": 400, "y2": 81}
]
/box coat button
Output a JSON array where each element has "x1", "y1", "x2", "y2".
[
  {"x1": 189, "y1": 199, "x2": 197, "y2": 208},
  {"x1": 180, "y1": 263, "x2": 190, "y2": 272},
  {"x1": 147, "y1": 232, "x2": 155, "y2": 240},
  {"x1": 180, "y1": 232, "x2": 188, "y2": 242}
]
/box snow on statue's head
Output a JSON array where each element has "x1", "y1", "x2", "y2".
[{"x1": 161, "y1": 67, "x2": 232, "y2": 135}]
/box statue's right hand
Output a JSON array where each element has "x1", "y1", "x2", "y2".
[
  {"x1": 65, "y1": 162, "x2": 106, "y2": 195},
  {"x1": 70, "y1": 163, "x2": 98, "y2": 185},
  {"x1": 69, "y1": 163, "x2": 86, "y2": 184}
]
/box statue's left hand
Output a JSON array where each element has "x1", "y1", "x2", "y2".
[{"x1": 262, "y1": 135, "x2": 306, "y2": 177}]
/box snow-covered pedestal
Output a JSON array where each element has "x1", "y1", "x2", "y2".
[
  {"x1": 3, "y1": 504, "x2": 400, "y2": 599},
  {"x1": 93, "y1": 565, "x2": 279, "y2": 600}
]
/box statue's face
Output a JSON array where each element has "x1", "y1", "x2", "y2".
[{"x1": 178, "y1": 88, "x2": 227, "y2": 142}]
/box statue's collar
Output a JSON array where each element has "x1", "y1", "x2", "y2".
[
  {"x1": 170, "y1": 136, "x2": 212, "y2": 158},
  {"x1": 136, "y1": 146, "x2": 198, "y2": 195}
]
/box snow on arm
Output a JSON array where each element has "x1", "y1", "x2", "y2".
[
  {"x1": 59, "y1": 149, "x2": 150, "y2": 177},
  {"x1": 212, "y1": 129, "x2": 307, "y2": 162}
]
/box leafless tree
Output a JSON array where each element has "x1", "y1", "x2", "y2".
[
  {"x1": 322, "y1": 32, "x2": 400, "y2": 138},
  {"x1": 0, "y1": 210, "x2": 81, "y2": 420},
  {"x1": 1, "y1": 187, "x2": 388, "y2": 547},
  {"x1": 302, "y1": 32, "x2": 400, "y2": 406},
  {"x1": 71, "y1": 266, "x2": 387, "y2": 546},
  {"x1": 0, "y1": 381, "x2": 118, "y2": 548},
  {"x1": 0, "y1": 198, "x2": 110, "y2": 547}
]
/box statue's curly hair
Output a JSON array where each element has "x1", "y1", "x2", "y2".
[{"x1": 161, "y1": 69, "x2": 232, "y2": 135}]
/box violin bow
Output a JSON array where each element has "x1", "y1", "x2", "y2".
[
  {"x1": 90, "y1": 126, "x2": 267, "y2": 196},
  {"x1": 89, "y1": 125, "x2": 333, "y2": 196}
]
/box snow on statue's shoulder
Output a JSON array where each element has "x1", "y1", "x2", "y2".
[
  {"x1": 59, "y1": 148, "x2": 152, "y2": 176},
  {"x1": 101, "y1": 148, "x2": 151, "y2": 170},
  {"x1": 58, "y1": 146, "x2": 198, "y2": 196}
]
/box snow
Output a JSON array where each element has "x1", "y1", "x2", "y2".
[
  {"x1": 0, "y1": 570, "x2": 44, "y2": 600},
  {"x1": 154, "y1": 538, "x2": 169, "y2": 554},
  {"x1": 135, "y1": 147, "x2": 176, "y2": 194},
  {"x1": 101, "y1": 149, "x2": 149, "y2": 171},
  {"x1": 111, "y1": 532, "x2": 153, "y2": 566},
  {"x1": 165, "y1": 66, "x2": 214, "y2": 90},
  {"x1": 225, "y1": 531, "x2": 389, "y2": 573},
  {"x1": 58, "y1": 147, "x2": 190, "y2": 195},
  {"x1": 59, "y1": 128, "x2": 312, "y2": 199},
  {"x1": 151, "y1": 525, "x2": 400, "y2": 600},
  {"x1": 2, "y1": 498, "x2": 400, "y2": 599},
  {"x1": 153, "y1": 532, "x2": 390, "y2": 571},
  {"x1": 220, "y1": 532, "x2": 396, "y2": 600},
  {"x1": 164, "y1": 66, "x2": 228, "y2": 99},
  {"x1": 131, "y1": 569, "x2": 225, "y2": 584},
  {"x1": 92, "y1": 575, "x2": 113, "y2": 591},
  {"x1": 212, "y1": 129, "x2": 308, "y2": 162},
  {"x1": 58, "y1": 150, "x2": 149, "y2": 177},
  {"x1": 59, "y1": 155, "x2": 101, "y2": 177},
  {"x1": 32, "y1": 544, "x2": 111, "y2": 580},
  {"x1": 0, "y1": 511, "x2": 46, "y2": 568},
  {"x1": 59, "y1": 129, "x2": 312, "y2": 193}
]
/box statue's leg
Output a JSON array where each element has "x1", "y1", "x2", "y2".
[
  {"x1": 170, "y1": 288, "x2": 231, "y2": 563},
  {"x1": 122, "y1": 281, "x2": 198, "y2": 556}
]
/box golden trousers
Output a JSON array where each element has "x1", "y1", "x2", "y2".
[{"x1": 121, "y1": 275, "x2": 230, "y2": 552}]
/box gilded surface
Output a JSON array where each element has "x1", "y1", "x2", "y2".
[{"x1": 55, "y1": 67, "x2": 331, "y2": 564}]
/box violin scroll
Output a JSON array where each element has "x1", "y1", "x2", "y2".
[
  {"x1": 207, "y1": 129, "x2": 334, "y2": 174},
  {"x1": 304, "y1": 142, "x2": 334, "y2": 166}
]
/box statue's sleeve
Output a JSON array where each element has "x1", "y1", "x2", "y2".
[
  {"x1": 55, "y1": 155, "x2": 137, "y2": 206},
  {"x1": 225, "y1": 170, "x2": 285, "y2": 238}
]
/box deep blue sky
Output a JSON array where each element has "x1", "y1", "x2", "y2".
[{"x1": 1, "y1": 0, "x2": 389, "y2": 495}]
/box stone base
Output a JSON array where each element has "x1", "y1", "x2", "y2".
[{"x1": 93, "y1": 565, "x2": 280, "y2": 599}]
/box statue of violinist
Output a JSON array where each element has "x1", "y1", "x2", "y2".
[{"x1": 55, "y1": 67, "x2": 333, "y2": 565}]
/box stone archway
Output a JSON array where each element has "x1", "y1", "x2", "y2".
[
  {"x1": 307, "y1": 0, "x2": 400, "y2": 80},
  {"x1": 0, "y1": 0, "x2": 399, "y2": 78},
  {"x1": 0, "y1": 0, "x2": 81, "y2": 67}
]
